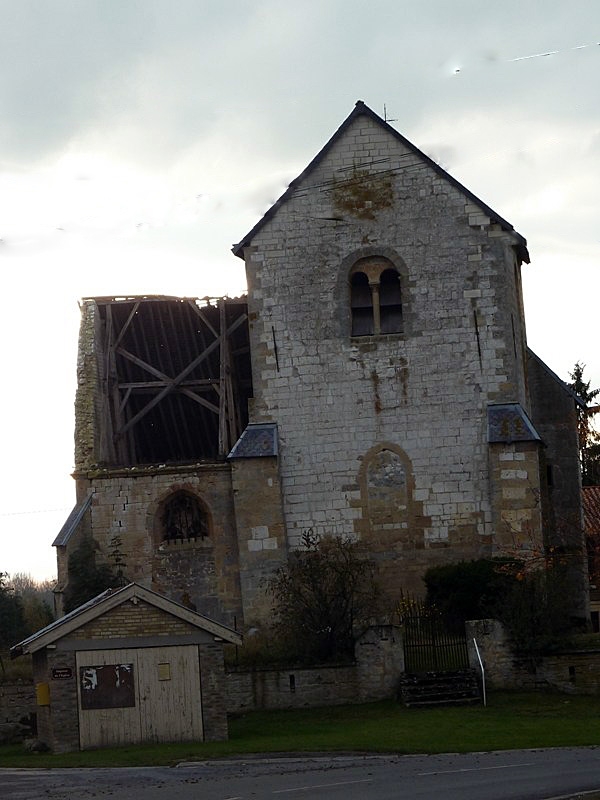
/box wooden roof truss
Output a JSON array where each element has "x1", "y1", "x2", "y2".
[{"x1": 95, "y1": 296, "x2": 251, "y2": 466}]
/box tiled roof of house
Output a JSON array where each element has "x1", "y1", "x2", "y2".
[{"x1": 582, "y1": 485, "x2": 600, "y2": 534}]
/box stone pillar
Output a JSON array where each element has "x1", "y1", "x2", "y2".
[
  {"x1": 199, "y1": 643, "x2": 228, "y2": 742},
  {"x1": 33, "y1": 649, "x2": 79, "y2": 753},
  {"x1": 230, "y1": 455, "x2": 288, "y2": 627}
]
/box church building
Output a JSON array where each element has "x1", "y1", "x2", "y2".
[{"x1": 54, "y1": 101, "x2": 587, "y2": 627}]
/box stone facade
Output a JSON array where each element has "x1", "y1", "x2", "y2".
[
  {"x1": 235, "y1": 102, "x2": 573, "y2": 602},
  {"x1": 57, "y1": 101, "x2": 586, "y2": 630}
]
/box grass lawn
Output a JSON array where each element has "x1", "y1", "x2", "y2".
[{"x1": 1, "y1": 691, "x2": 600, "y2": 769}]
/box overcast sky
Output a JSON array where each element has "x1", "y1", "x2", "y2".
[{"x1": 1, "y1": 0, "x2": 599, "y2": 581}]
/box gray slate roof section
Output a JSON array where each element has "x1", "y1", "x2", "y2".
[
  {"x1": 52, "y1": 492, "x2": 93, "y2": 547},
  {"x1": 488, "y1": 403, "x2": 541, "y2": 443},
  {"x1": 228, "y1": 423, "x2": 278, "y2": 459},
  {"x1": 527, "y1": 348, "x2": 586, "y2": 408},
  {"x1": 233, "y1": 100, "x2": 529, "y2": 261}
]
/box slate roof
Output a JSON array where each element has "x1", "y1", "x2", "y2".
[
  {"x1": 52, "y1": 492, "x2": 92, "y2": 547},
  {"x1": 228, "y1": 422, "x2": 278, "y2": 459},
  {"x1": 527, "y1": 348, "x2": 586, "y2": 408},
  {"x1": 232, "y1": 100, "x2": 529, "y2": 261},
  {"x1": 488, "y1": 403, "x2": 541, "y2": 443}
]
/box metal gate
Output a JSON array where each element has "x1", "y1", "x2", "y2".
[{"x1": 400, "y1": 598, "x2": 469, "y2": 674}]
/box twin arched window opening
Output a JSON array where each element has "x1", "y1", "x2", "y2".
[
  {"x1": 161, "y1": 491, "x2": 209, "y2": 542},
  {"x1": 350, "y1": 260, "x2": 402, "y2": 336}
]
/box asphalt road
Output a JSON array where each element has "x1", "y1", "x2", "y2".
[{"x1": 2, "y1": 748, "x2": 600, "y2": 800}]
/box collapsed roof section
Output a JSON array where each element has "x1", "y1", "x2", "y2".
[{"x1": 76, "y1": 296, "x2": 252, "y2": 469}]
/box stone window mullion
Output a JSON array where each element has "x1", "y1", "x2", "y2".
[{"x1": 370, "y1": 281, "x2": 381, "y2": 335}]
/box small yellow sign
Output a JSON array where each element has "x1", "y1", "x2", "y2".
[{"x1": 36, "y1": 682, "x2": 50, "y2": 706}]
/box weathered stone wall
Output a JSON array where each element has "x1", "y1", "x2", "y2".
[
  {"x1": 355, "y1": 624, "x2": 405, "y2": 699},
  {"x1": 230, "y1": 457, "x2": 288, "y2": 625},
  {"x1": 488, "y1": 442, "x2": 544, "y2": 558},
  {"x1": 242, "y1": 111, "x2": 532, "y2": 598},
  {"x1": 467, "y1": 619, "x2": 600, "y2": 693},
  {"x1": 527, "y1": 352, "x2": 588, "y2": 618},
  {"x1": 199, "y1": 642, "x2": 229, "y2": 741},
  {"x1": 0, "y1": 682, "x2": 35, "y2": 725},
  {"x1": 226, "y1": 664, "x2": 359, "y2": 712},
  {"x1": 74, "y1": 463, "x2": 243, "y2": 626},
  {"x1": 75, "y1": 300, "x2": 110, "y2": 470},
  {"x1": 226, "y1": 625, "x2": 404, "y2": 712}
]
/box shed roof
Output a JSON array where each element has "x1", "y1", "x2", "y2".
[
  {"x1": 10, "y1": 583, "x2": 242, "y2": 657},
  {"x1": 232, "y1": 100, "x2": 529, "y2": 262}
]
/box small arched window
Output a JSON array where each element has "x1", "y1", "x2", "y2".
[
  {"x1": 350, "y1": 271, "x2": 374, "y2": 335},
  {"x1": 161, "y1": 491, "x2": 209, "y2": 542},
  {"x1": 379, "y1": 268, "x2": 403, "y2": 334},
  {"x1": 349, "y1": 259, "x2": 402, "y2": 337}
]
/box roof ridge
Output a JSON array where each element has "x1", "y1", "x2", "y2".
[{"x1": 232, "y1": 100, "x2": 528, "y2": 259}]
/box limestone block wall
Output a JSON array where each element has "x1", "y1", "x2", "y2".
[
  {"x1": 74, "y1": 463, "x2": 243, "y2": 626},
  {"x1": 242, "y1": 112, "x2": 532, "y2": 596},
  {"x1": 0, "y1": 682, "x2": 35, "y2": 726},
  {"x1": 230, "y1": 457, "x2": 288, "y2": 625},
  {"x1": 225, "y1": 625, "x2": 404, "y2": 712},
  {"x1": 488, "y1": 442, "x2": 544, "y2": 558},
  {"x1": 226, "y1": 664, "x2": 360, "y2": 712},
  {"x1": 467, "y1": 619, "x2": 600, "y2": 693},
  {"x1": 74, "y1": 300, "x2": 112, "y2": 470}
]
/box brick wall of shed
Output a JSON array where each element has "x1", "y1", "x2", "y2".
[
  {"x1": 33, "y1": 649, "x2": 79, "y2": 753},
  {"x1": 242, "y1": 112, "x2": 535, "y2": 598},
  {"x1": 68, "y1": 599, "x2": 198, "y2": 640},
  {"x1": 199, "y1": 643, "x2": 228, "y2": 741}
]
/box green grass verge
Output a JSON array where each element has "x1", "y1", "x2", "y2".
[{"x1": 1, "y1": 691, "x2": 600, "y2": 769}]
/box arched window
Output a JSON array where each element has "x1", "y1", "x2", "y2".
[
  {"x1": 350, "y1": 271, "x2": 374, "y2": 335},
  {"x1": 379, "y1": 268, "x2": 402, "y2": 334},
  {"x1": 161, "y1": 491, "x2": 209, "y2": 542},
  {"x1": 349, "y1": 259, "x2": 402, "y2": 336}
]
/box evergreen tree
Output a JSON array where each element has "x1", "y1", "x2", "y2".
[{"x1": 568, "y1": 362, "x2": 600, "y2": 486}]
